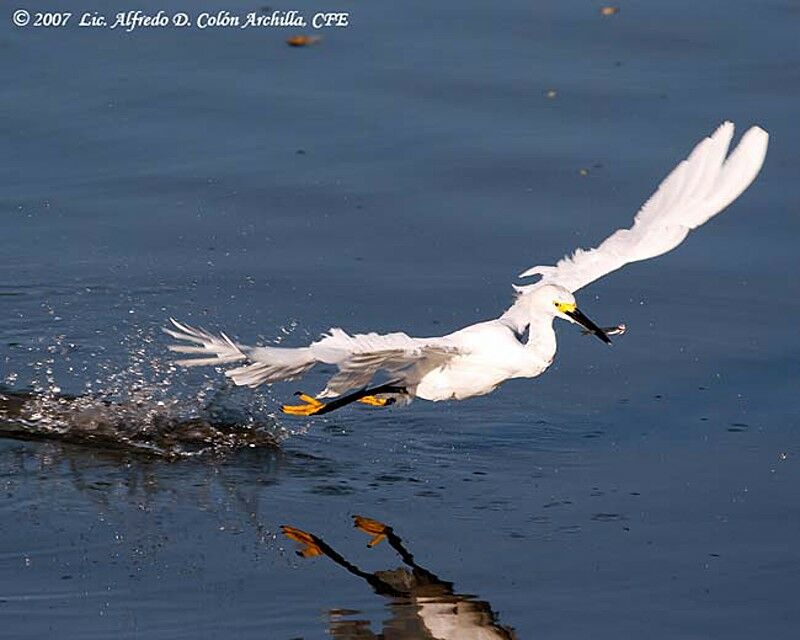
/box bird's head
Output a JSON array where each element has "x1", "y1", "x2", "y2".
[{"x1": 533, "y1": 284, "x2": 612, "y2": 344}]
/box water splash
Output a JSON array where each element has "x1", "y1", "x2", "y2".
[
  {"x1": 0, "y1": 328, "x2": 291, "y2": 458},
  {"x1": 0, "y1": 387, "x2": 287, "y2": 458}
]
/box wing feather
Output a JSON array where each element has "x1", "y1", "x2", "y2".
[
  {"x1": 163, "y1": 318, "x2": 315, "y2": 387},
  {"x1": 515, "y1": 122, "x2": 768, "y2": 294},
  {"x1": 318, "y1": 345, "x2": 458, "y2": 398},
  {"x1": 310, "y1": 330, "x2": 459, "y2": 398},
  {"x1": 165, "y1": 320, "x2": 460, "y2": 394}
]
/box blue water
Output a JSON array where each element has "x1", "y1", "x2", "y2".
[{"x1": 2, "y1": 1, "x2": 799, "y2": 638}]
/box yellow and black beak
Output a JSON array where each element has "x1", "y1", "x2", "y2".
[{"x1": 557, "y1": 303, "x2": 612, "y2": 345}]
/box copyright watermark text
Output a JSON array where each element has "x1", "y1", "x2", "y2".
[{"x1": 11, "y1": 9, "x2": 350, "y2": 32}]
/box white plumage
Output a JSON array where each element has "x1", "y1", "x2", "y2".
[
  {"x1": 512, "y1": 122, "x2": 768, "y2": 296},
  {"x1": 164, "y1": 320, "x2": 459, "y2": 396},
  {"x1": 165, "y1": 122, "x2": 768, "y2": 414}
]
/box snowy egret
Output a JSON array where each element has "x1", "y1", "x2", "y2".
[{"x1": 165, "y1": 122, "x2": 768, "y2": 416}]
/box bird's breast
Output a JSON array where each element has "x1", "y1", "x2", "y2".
[
  {"x1": 415, "y1": 352, "x2": 543, "y2": 402},
  {"x1": 415, "y1": 362, "x2": 503, "y2": 401}
]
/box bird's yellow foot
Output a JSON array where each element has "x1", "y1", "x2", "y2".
[
  {"x1": 281, "y1": 525, "x2": 323, "y2": 558},
  {"x1": 281, "y1": 392, "x2": 326, "y2": 416},
  {"x1": 353, "y1": 515, "x2": 390, "y2": 547},
  {"x1": 357, "y1": 395, "x2": 394, "y2": 407}
]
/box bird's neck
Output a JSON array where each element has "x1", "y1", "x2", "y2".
[
  {"x1": 499, "y1": 296, "x2": 558, "y2": 362},
  {"x1": 524, "y1": 312, "x2": 557, "y2": 360}
]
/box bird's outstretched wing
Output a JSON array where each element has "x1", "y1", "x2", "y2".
[
  {"x1": 316, "y1": 340, "x2": 457, "y2": 398},
  {"x1": 515, "y1": 122, "x2": 768, "y2": 295},
  {"x1": 164, "y1": 320, "x2": 459, "y2": 394}
]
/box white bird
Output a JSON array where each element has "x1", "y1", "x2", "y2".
[{"x1": 165, "y1": 122, "x2": 769, "y2": 416}]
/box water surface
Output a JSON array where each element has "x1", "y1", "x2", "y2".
[{"x1": 2, "y1": 1, "x2": 799, "y2": 638}]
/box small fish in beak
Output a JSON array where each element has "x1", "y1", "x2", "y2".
[
  {"x1": 581, "y1": 323, "x2": 626, "y2": 338},
  {"x1": 566, "y1": 308, "x2": 612, "y2": 344}
]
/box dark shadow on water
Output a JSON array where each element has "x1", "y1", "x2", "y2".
[
  {"x1": 0, "y1": 385, "x2": 285, "y2": 458},
  {"x1": 282, "y1": 516, "x2": 517, "y2": 639}
]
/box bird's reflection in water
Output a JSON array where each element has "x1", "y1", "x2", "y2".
[{"x1": 283, "y1": 516, "x2": 517, "y2": 640}]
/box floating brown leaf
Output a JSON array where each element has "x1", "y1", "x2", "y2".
[{"x1": 286, "y1": 35, "x2": 321, "y2": 47}]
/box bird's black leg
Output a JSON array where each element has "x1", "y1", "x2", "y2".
[
  {"x1": 281, "y1": 381, "x2": 407, "y2": 416},
  {"x1": 280, "y1": 525, "x2": 406, "y2": 597}
]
